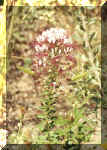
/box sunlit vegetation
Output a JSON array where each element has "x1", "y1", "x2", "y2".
[{"x1": 6, "y1": 6, "x2": 102, "y2": 144}]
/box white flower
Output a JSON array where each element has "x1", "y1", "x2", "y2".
[
  {"x1": 38, "y1": 60, "x2": 42, "y2": 65},
  {"x1": 40, "y1": 44, "x2": 48, "y2": 51},
  {"x1": 69, "y1": 48, "x2": 73, "y2": 52},
  {"x1": 35, "y1": 45, "x2": 40, "y2": 52},
  {"x1": 35, "y1": 44, "x2": 48, "y2": 52},
  {"x1": 66, "y1": 47, "x2": 69, "y2": 52},
  {"x1": 51, "y1": 48, "x2": 55, "y2": 56},
  {"x1": 64, "y1": 48, "x2": 66, "y2": 53},
  {"x1": 33, "y1": 28, "x2": 74, "y2": 70},
  {"x1": 48, "y1": 37, "x2": 56, "y2": 43},
  {"x1": 36, "y1": 28, "x2": 72, "y2": 45},
  {"x1": 64, "y1": 38, "x2": 72, "y2": 44},
  {"x1": 43, "y1": 63, "x2": 46, "y2": 67},
  {"x1": 43, "y1": 57, "x2": 46, "y2": 62},
  {"x1": 59, "y1": 49, "x2": 61, "y2": 54},
  {"x1": 37, "y1": 35, "x2": 45, "y2": 42}
]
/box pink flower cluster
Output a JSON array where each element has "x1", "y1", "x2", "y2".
[{"x1": 30, "y1": 28, "x2": 77, "y2": 76}]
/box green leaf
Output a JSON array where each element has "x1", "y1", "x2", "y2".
[
  {"x1": 71, "y1": 72, "x2": 88, "y2": 81},
  {"x1": 55, "y1": 128, "x2": 67, "y2": 136},
  {"x1": 80, "y1": 24, "x2": 85, "y2": 31},
  {"x1": 36, "y1": 121, "x2": 46, "y2": 131},
  {"x1": 38, "y1": 135, "x2": 48, "y2": 141},
  {"x1": 87, "y1": 6, "x2": 96, "y2": 10},
  {"x1": 55, "y1": 116, "x2": 69, "y2": 126},
  {"x1": 24, "y1": 58, "x2": 32, "y2": 66},
  {"x1": 17, "y1": 66, "x2": 34, "y2": 75},
  {"x1": 89, "y1": 32, "x2": 96, "y2": 43},
  {"x1": 73, "y1": 108, "x2": 84, "y2": 125},
  {"x1": 37, "y1": 114, "x2": 46, "y2": 119}
]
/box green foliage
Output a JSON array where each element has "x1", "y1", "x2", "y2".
[{"x1": 17, "y1": 66, "x2": 34, "y2": 75}]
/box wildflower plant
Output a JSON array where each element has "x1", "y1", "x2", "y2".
[
  {"x1": 29, "y1": 27, "x2": 95, "y2": 144},
  {"x1": 7, "y1": 6, "x2": 101, "y2": 144},
  {"x1": 30, "y1": 27, "x2": 80, "y2": 143}
]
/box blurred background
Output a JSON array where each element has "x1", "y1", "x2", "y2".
[{"x1": 0, "y1": 0, "x2": 106, "y2": 148}]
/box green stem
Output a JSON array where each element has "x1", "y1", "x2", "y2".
[
  {"x1": 7, "y1": 7, "x2": 15, "y2": 48},
  {"x1": 41, "y1": 69, "x2": 57, "y2": 138}
]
